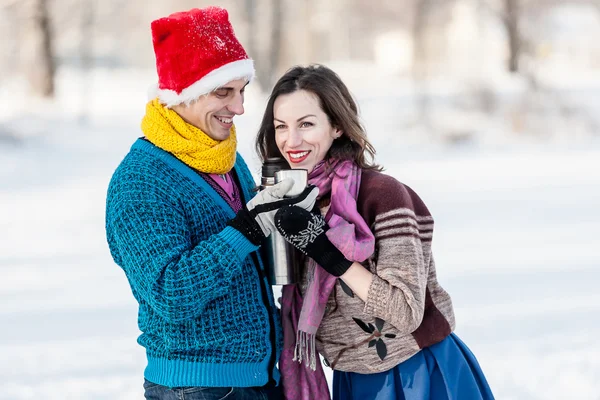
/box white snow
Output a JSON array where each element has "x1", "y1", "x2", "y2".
[{"x1": 0, "y1": 66, "x2": 599, "y2": 399}]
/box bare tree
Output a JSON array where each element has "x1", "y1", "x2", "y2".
[
  {"x1": 412, "y1": 0, "x2": 434, "y2": 80},
  {"x1": 412, "y1": 0, "x2": 436, "y2": 130},
  {"x1": 266, "y1": 0, "x2": 282, "y2": 89},
  {"x1": 79, "y1": 0, "x2": 96, "y2": 122},
  {"x1": 505, "y1": 0, "x2": 521, "y2": 72},
  {"x1": 245, "y1": 0, "x2": 283, "y2": 90},
  {"x1": 20, "y1": 0, "x2": 55, "y2": 97},
  {"x1": 245, "y1": 0, "x2": 258, "y2": 53}
]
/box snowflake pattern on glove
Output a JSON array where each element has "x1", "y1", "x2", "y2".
[
  {"x1": 276, "y1": 210, "x2": 326, "y2": 252},
  {"x1": 288, "y1": 214, "x2": 325, "y2": 249},
  {"x1": 275, "y1": 205, "x2": 353, "y2": 277}
]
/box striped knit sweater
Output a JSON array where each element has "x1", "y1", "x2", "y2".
[
  {"x1": 105, "y1": 139, "x2": 282, "y2": 388},
  {"x1": 312, "y1": 169, "x2": 455, "y2": 373}
]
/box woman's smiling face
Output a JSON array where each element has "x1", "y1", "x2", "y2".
[{"x1": 273, "y1": 90, "x2": 341, "y2": 173}]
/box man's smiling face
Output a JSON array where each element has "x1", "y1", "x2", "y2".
[{"x1": 172, "y1": 79, "x2": 248, "y2": 141}]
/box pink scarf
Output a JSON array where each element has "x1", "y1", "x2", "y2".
[{"x1": 279, "y1": 159, "x2": 376, "y2": 399}]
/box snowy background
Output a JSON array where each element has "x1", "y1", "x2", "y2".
[
  {"x1": 1, "y1": 66, "x2": 599, "y2": 400},
  {"x1": 1, "y1": 1, "x2": 600, "y2": 399}
]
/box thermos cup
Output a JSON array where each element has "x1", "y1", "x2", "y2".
[{"x1": 260, "y1": 157, "x2": 307, "y2": 285}]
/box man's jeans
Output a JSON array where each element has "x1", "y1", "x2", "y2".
[{"x1": 143, "y1": 379, "x2": 283, "y2": 400}]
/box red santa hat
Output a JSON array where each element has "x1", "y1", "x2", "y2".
[{"x1": 149, "y1": 7, "x2": 255, "y2": 107}]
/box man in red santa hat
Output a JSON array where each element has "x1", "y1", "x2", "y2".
[{"x1": 105, "y1": 7, "x2": 317, "y2": 399}]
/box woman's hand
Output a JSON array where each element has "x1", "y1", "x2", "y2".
[{"x1": 274, "y1": 205, "x2": 352, "y2": 277}]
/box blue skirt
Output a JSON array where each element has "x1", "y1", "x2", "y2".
[{"x1": 333, "y1": 333, "x2": 494, "y2": 400}]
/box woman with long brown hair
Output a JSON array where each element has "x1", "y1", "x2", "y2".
[{"x1": 256, "y1": 64, "x2": 494, "y2": 400}]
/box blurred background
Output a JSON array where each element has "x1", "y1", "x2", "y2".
[{"x1": 1, "y1": 0, "x2": 599, "y2": 399}]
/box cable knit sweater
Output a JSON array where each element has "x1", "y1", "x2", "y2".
[
  {"x1": 105, "y1": 139, "x2": 282, "y2": 388},
  {"x1": 312, "y1": 169, "x2": 455, "y2": 373}
]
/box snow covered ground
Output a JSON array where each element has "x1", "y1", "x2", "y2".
[{"x1": 1, "y1": 68, "x2": 599, "y2": 399}]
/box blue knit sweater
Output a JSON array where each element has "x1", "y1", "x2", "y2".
[{"x1": 105, "y1": 139, "x2": 282, "y2": 388}]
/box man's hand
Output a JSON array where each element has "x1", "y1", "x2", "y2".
[{"x1": 228, "y1": 179, "x2": 319, "y2": 246}]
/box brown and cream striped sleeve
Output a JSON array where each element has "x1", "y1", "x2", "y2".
[{"x1": 357, "y1": 170, "x2": 435, "y2": 334}]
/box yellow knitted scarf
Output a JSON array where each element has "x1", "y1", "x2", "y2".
[{"x1": 141, "y1": 98, "x2": 237, "y2": 174}]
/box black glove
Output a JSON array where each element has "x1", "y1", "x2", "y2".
[
  {"x1": 228, "y1": 180, "x2": 319, "y2": 246},
  {"x1": 274, "y1": 205, "x2": 353, "y2": 277}
]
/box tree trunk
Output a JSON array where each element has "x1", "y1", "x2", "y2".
[
  {"x1": 79, "y1": 0, "x2": 95, "y2": 122},
  {"x1": 505, "y1": 0, "x2": 520, "y2": 73},
  {"x1": 245, "y1": 0, "x2": 258, "y2": 58},
  {"x1": 412, "y1": 0, "x2": 435, "y2": 129},
  {"x1": 21, "y1": 0, "x2": 55, "y2": 97},
  {"x1": 244, "y1": 0, "x2": 283, "y2": 91},
  {"x1": 265, "y1": 0, "x2": 282, "y2": 89}
]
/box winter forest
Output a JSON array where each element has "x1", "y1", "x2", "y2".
[{"x1": 1, "y1": 0, "x2": 599, "y2": 399}]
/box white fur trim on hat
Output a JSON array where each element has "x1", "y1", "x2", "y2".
[{"x1": 149, "y1": 59, "x2": 255, "y2": 107}]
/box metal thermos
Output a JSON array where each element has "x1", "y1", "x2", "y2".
[{"x1": 260, "y1": 158, "x2": 308, "y2": 285}]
